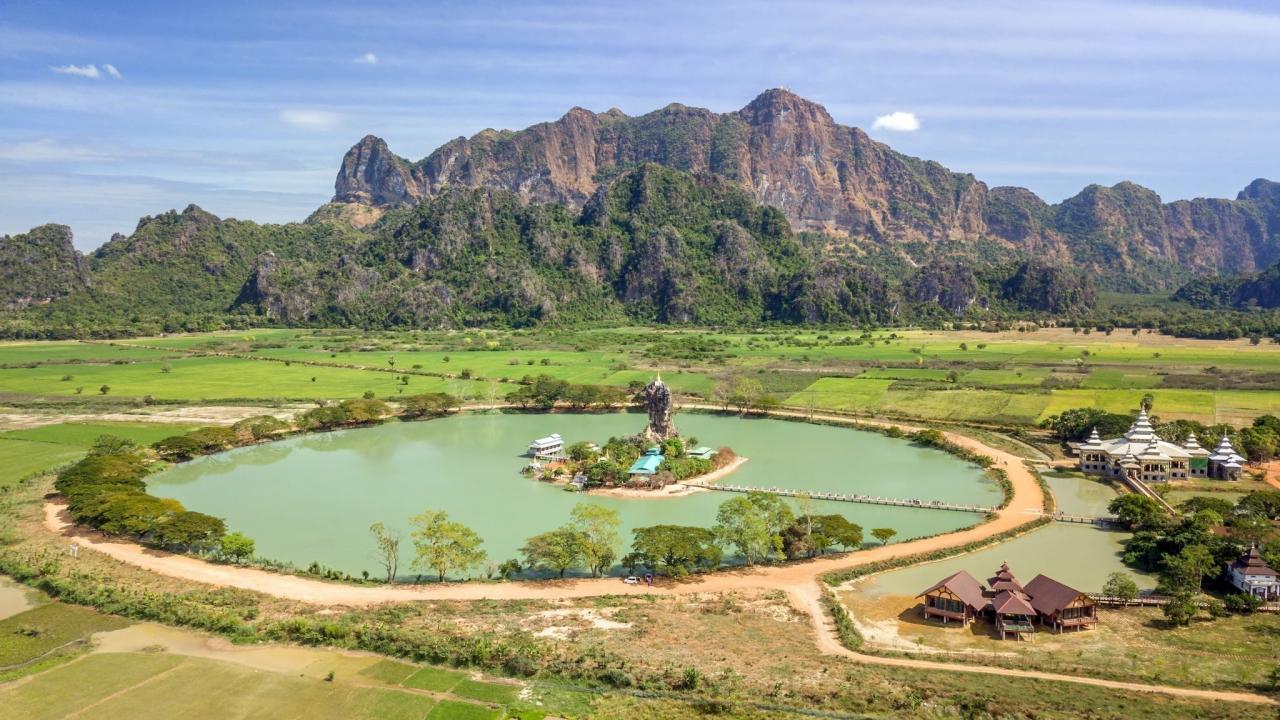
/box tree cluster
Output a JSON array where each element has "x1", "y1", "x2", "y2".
[
  {"x1": 1111, "y1": 490, "x2": 1280, "y2": 625},
  {"x1": 55, "y1": 435, "x2": 233, "y2": 554}
]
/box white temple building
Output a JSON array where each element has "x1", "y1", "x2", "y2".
[
  {"x1": 1206, "y1": 434, "x2": 1245, "y2": 481},
  {"x1": 1225, "y1": 546, "x2": 1279, "y2": 600},
  {"x1": 1075, "y1": 409, "x2": 1242, "y2": 482}
]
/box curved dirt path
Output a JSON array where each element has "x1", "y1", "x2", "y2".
[
  {"x1": 44, "y1": 413, "x2": 1039, "y2": 605},
  {"x1": 38, "y1": 409, "x2": 1278, "y2": 706}
]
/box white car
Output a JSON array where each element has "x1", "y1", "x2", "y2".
[{"x1": 623, "y1": 576, "x2": 640, "y2": 585}]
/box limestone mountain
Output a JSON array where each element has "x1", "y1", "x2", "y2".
[
  {"x1": 1174, "y1": 259, "x2": 1280, "y2": 310},
  {"x1": 5, "y1": 165, "x2": 1092, "y2": 334},
  {"x1": 0, "y1": 224, "x2": 91, "y2": 311},
  {"x1": 333, "y1": 89, "x2": 1280, "y2": 291}
]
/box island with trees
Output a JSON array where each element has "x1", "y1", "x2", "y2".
[{"x1": 524, "y1": 376, "x2": 748, "y2": 497}]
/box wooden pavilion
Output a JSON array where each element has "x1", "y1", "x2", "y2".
[
  {"x1": 991, "y1": 590, "x2": 1037, "y2": 640},
  {"x1": 1024, "y1": 574, "x2": 1098, "y2": 632},
  {"x1": 916, "y1": 571, "x2": 987, "y2": 626}
]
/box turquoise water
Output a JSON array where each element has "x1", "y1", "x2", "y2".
[
  {"x1": 1042, "y1": 471, "x2": 1117, "y2": 516},
  {"x1": 856, "y1": 473, "x2": 1154, "y2": 596},
  {"x1": 148, "y1": 412, "x2": 1002, "y2": 578}
]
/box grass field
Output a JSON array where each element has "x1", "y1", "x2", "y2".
[
  {"x1": 0, "y1": 653, "x2": 441, "y2": 720},
  {"x1": 2, "y1": 421, "x2": 198, "y2": 447},
  {"x1": 0, "y1": 327, "x2": 1276, "y2": 427},
  {"x1": 0, "y1": 439, "x2": 83, "y2": 487},
  {"x1": 0, "y1": 421, "x2": 200, "y2": 487},
  {"x1": 0, "y1": 604, "x2": 129, "y2": 668}
]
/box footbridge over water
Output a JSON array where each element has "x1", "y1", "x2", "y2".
[
  {"x1": 681, "y1": 482, "x2": 1125, "y2": 527},
  {"x1": 678, "y1": 481, "x2": 998, "y2": 514}
]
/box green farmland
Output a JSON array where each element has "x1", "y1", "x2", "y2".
[{"x1": 0, "y1": 327, "x2": 1277, "y2": 427}]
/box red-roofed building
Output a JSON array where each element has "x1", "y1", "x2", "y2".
[{"x1": 918, "y1": 563, "x2": 1099, "y2": 638}]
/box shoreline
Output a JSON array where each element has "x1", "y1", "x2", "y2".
[{"x1": 565, "y1": 455, "x2": 749, "y2": 499}]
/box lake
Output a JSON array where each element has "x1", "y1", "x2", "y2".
[{"x1": 149, "y1": 412, "x2": 1003, "y2": 578}]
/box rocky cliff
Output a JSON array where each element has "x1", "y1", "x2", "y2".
[
  {"x1": 0, "y1": 224, "x2": 90, "y2": 310},
  {"x1": 335, "y1": 89, "x2": 1280, "y2": 290}
]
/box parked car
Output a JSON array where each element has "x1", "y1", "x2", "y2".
[{"x1": 623, "y1": 576, "x2": 640, "y2": 585}]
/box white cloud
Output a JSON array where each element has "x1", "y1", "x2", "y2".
[
  {"x1": 50, "y1": 64, "x2": 101, "y2": 79},
  {"x1": 354, "y1": 52, "x2": 378, "y2": 65},
  {"x1": 279, "y1": 109, "x2": 344, "y2": 131},
  {"x1": 0, "y1": 138, "x2": 115, "y2": 163},
  {"x1": 103, "y1": 63, "x2": 123, "y2": 79},
  {"x1": 871, "y1": 111, "x2": 921, "y2": 132}
]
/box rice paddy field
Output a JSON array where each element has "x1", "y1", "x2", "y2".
[{"x1": 1, "y1": 327, "x2": 1277, "y2": 426}]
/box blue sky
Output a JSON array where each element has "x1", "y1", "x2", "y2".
[{"x1": 2, "y1": 0, "x2": 1279, "y2": 249}]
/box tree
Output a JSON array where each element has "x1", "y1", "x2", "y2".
[
  {"x1": 409, "y1": 510, "x2": 487, "y2": 582},
  {"x1": 727, "y1": 376, "x2": 764, "y2": 413},
  {"x1": 496, "y1": 558, "x2": 522, "y2": 580},
  {"x1": 1162, "y1": 592, "x2": 1199, "y2": 627},
  {"x1": 521, "y1": 528, "x2": 584, "y2": 578},
  {"x1": 1102, "y1": 572, "x2": 1139, "y2": 601},
  {"x1": 714, "y1": 492, "x2": 793, "y2": 565},
  {"x1": 782, "y1": 513, "x2": 862, "y2": 559},
  {"x1": 231, "y1": 415, "x2": 289, "y2": 441},
  {"x1": 871, "y1": 527, "x2": 897, "y2": 545},
  {"x1": 631, "y1": 525, "x2": 722, "y2": 576},
  {"x1": 1108, "y1": 494, "x2": 1164, "y2": 529},
  {"x1": 88, "y1": 434, "x2": 139, "y2": 458},
  {"x1": 569, "y1": 503, "x2": 621, "y2": 577},
  {"x1": 152, "y1": 434, "x2": 203, "y2": 460},
  {"x1": 401, "y1": 392, "x2": 459, "y2": 419},
  {"x1": 369, "y1": 521, "x2": 401, "y2": 583},
  {"x1": 566, "y1": 441, "x2": 598, "y2": 463},
  {"x1": 1238, "y1": 426, "x2": 1279, "y2": 462},
  {"x1": 1040, "y1": 407, "x2": 1132, "y2": 442},
  {"x1": 1237, "y1": 490, "x2": 1280, "y2": 521},
  {"x1": 153, "y1": 511, "x2": 226, "y2": 553},
  {"x1": 1176, "y1": 495, "x2": 1235, "y2": 518},
  {"x1": 1158, "y1": 544, "x2": 1215, "y2": 595},
  {"x1": 811, "y1": 515, "x2": 863, "y2": 552},
  {"x1": 219, "y1": 531, "x2": 255, "y2": 563}
]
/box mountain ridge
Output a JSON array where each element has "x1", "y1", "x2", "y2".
[
  {"x1": 333, "y1": 89, "x2": 1280, "y2": 291},
  {"x1": 1, "y1": 164, "x2": 1095, "y2": 332}
]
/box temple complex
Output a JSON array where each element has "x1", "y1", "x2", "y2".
[{"x1": 1075, "y1": 409, "x2": 1244, "y2": 482}]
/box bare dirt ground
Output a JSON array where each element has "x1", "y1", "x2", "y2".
[
  {"x1": 34, "y1": 407, "x2": 1280, "y2": 706},
  {"x1": 0, "y1": 405, "x2": 305, "y2": 431}
]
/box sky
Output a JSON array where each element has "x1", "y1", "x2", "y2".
[{"x1": 2, "y1": 0, "x2": 1280, "y2": 250}]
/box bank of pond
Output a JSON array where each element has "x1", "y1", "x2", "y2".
[{"x1": 74, "y1": 412, "x2": 1003, "y2": 579}]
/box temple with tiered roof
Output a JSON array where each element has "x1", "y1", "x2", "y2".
[{"x1": 1076, "y1": 409, "x2": 1243, "y2": 482}]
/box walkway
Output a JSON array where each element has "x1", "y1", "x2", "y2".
[
  {"x1": 681, "y1": 481, "x2": 996, "y2": 514},
  {"x1": 36, "y1": 406, "x2": 1278, "y2": 707}
]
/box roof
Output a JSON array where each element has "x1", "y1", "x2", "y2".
[
  {"x1": 991, "y1": 590, "x2": 1036, "y2": 616},
  {"x1": 1024, "y1": 574, "x2": 1090, "y2": 615},
  {"x1": 530, "y1": 433, "x2": 563, "y2": 447},
  {"x1": 1078, "y1": 428, "x2": 1106, "y2": 452},
  {"x1": 1091, "y1": 411, "x2": 1191, "y2": 460},
  {"x1": 1230, "y1": 547, "x2": 1278, "y2": 577},
  {"x1": 1209, "y1": 435, "x2": 1244, "y2": 464},
  {"x1": 986, "y1": 562, "x2": 1024, "y2": 592},
  {"x1": 628, "y1": 453, "x2": 664, "y2": 475},
  {"x1": 688, "y1": 446, "x2": 714, "y2": 459},
  {"x1": 1182, "y1": 434, "x2": 1210, "y2": 457},
  {"x1": 917, "y1": 570, "x2": 988, "y2": 611}
]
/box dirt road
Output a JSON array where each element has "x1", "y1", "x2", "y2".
[{"x1": 38, "y1": 409, "x2": 1279, "y2": 706}]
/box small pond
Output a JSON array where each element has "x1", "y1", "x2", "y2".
[
  {"x1": 149, "y1": 412, "x2": 1003, "y2": 577},
  {"x1": 853, "y1": 472, "x2": 1155, "y2": 597}
]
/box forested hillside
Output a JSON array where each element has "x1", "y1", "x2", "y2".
[{"x1": 3, "y1": 165, "x2": 1095, "y2": 337}]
